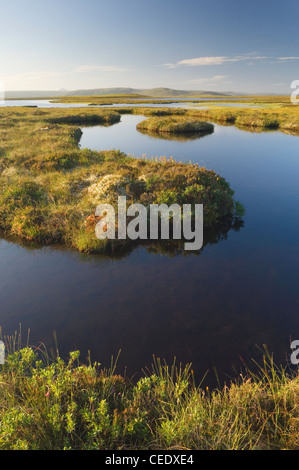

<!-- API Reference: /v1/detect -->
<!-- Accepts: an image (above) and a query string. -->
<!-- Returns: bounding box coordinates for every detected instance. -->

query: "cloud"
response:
[74,65,131,73]
[0,71,65,90]
[164,57,228,68]
[178,57,229,67]
[277,57,299,61]
[163,55,273,69]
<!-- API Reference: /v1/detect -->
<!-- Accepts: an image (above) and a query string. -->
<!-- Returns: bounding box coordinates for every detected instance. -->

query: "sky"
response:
[1,0,299,93]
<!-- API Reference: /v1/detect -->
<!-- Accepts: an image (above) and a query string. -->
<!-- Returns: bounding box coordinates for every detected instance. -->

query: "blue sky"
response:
[1,0,299,93]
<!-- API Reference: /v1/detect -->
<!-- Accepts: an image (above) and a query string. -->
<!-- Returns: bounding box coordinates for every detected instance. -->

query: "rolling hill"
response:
[5,87,238,100]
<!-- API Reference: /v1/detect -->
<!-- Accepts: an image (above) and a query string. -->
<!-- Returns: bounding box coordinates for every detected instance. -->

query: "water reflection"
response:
[0,214,244,262]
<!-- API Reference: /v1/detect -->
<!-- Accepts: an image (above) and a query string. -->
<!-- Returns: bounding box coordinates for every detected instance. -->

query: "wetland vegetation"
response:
[1,339,299,450]
[1,95,299,451]
[0,106,243,254]
[136,117,214,136]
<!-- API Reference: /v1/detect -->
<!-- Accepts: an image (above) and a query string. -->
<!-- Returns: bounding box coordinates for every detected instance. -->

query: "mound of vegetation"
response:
[0,344,298,450]
[53,95,299,133]
[137,117,214,135]
[188,105,299,132]
[0,107,243,254]
[46,112,120,126]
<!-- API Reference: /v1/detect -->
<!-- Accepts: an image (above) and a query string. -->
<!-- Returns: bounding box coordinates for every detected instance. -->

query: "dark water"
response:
[1,114,299,386]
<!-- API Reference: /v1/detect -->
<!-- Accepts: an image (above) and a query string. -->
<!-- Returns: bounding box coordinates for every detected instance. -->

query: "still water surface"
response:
[1,112,299,385]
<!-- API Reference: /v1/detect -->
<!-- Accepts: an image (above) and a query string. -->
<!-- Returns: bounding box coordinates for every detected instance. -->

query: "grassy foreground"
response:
[0,107,243,254]
[0,343,298,450]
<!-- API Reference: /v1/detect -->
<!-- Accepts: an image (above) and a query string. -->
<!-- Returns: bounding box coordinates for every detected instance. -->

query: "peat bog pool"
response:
[1,112,299,386]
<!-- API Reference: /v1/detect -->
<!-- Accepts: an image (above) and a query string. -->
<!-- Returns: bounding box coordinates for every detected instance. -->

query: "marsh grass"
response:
[0,334,298,450]
[136,117,214,136]
[55,94,299,133]
[0,107,242,253]
[188,104,299,132]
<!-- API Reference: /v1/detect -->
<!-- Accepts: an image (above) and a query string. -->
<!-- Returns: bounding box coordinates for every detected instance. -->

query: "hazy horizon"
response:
[2,87,290,97]
[1,0,299,94]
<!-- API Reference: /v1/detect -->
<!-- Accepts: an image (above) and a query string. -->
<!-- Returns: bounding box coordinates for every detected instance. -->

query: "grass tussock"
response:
[0,107,243,253]
[0,339,298,450]
[188,104,299,132]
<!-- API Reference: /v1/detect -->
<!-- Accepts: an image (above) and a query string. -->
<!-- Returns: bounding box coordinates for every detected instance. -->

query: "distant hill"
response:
[64,87,231,98]
[141,88,228,97]
[66,88,140,97]
[5,87,239,100]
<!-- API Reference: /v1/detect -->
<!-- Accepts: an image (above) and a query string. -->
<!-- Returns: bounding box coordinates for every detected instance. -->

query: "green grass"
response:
[3,97,297,256]
[50,93,299,133]
[0,107,243,254]
[0,337,298,450]
[85,94,299,133]
[129,101,299,133]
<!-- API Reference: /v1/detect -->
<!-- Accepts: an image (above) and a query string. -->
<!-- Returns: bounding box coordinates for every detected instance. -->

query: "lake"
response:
[0,111,299,386]
[0,99,259,109]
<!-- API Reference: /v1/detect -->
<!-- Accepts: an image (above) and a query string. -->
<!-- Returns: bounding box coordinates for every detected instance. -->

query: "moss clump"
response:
[46,112,120,126]
[0,107,242,253]
[137,117,214,135]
